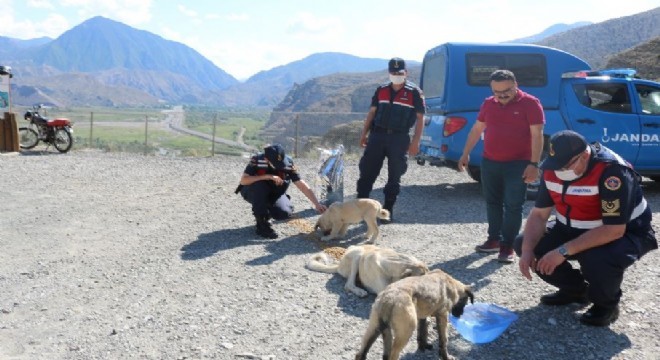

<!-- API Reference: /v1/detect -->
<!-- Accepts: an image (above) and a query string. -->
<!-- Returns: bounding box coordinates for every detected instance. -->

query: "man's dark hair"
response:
[490,69,516,82]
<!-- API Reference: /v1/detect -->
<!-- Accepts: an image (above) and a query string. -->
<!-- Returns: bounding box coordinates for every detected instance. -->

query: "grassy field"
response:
[40,106,269,157]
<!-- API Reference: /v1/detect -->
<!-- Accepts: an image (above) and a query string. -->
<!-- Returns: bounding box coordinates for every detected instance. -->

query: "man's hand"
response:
[457,154,469,172]
[270,175,284,186]
[518,250,537,281]
[315,203,327,214]
[522,165,539,184]
[359,133,368,148]
[536,249,565,276]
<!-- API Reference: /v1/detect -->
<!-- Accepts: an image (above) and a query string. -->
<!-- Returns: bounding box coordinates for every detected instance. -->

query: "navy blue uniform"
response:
[356,81,425,202]
[237,153,300,220]
[515,144,657,308]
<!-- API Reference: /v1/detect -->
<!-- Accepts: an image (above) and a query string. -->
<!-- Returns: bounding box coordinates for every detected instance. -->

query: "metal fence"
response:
[14,108,370,158]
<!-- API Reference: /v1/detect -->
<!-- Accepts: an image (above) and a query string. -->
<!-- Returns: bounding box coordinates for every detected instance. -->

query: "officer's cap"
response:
[388,57,406,73]
[264,144,292,170]
[541,130,588,170]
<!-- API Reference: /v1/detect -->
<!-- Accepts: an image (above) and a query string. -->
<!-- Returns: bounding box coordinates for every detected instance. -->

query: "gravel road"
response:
[1,149,658,360]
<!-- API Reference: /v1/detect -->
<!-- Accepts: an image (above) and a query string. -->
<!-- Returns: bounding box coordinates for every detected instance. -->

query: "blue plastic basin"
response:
[449,302,518,344]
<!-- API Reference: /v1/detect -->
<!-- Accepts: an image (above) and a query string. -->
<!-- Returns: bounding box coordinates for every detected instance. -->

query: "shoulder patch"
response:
[604,176,621,191]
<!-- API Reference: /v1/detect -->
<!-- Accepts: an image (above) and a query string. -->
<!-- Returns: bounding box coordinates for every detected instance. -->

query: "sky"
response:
[0,0,658,80]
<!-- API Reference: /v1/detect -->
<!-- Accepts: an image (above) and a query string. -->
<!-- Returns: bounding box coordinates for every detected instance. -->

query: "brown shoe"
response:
[497,245,515,263]
[475,238,500,253]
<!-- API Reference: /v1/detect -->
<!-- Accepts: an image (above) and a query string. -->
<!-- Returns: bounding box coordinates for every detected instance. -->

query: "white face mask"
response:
[389,74,405,85]
[555,169,581,181]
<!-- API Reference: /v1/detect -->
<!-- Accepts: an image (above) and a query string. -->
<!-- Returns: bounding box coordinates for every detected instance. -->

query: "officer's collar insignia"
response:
[549,143,555,156]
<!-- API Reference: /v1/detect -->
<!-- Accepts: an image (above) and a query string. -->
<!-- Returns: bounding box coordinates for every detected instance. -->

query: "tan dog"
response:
[355,269,474,360]
[306,244,428,297]
[315,199,390,244]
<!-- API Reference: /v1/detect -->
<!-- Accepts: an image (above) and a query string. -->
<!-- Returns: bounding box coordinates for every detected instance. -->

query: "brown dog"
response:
[355,269,474,360]
[315,199,390,244]
[306,244,428,297]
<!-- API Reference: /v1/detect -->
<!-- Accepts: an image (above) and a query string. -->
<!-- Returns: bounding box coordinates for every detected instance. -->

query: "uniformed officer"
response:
[515,130,657,326]
[356,57,425,222]
[236,144,326,239]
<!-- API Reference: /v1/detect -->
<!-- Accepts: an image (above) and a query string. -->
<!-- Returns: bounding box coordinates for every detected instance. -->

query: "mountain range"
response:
[1,7,659,108]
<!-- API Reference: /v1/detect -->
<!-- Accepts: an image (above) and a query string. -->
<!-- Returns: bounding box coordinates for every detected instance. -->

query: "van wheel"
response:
[467,166,481,182]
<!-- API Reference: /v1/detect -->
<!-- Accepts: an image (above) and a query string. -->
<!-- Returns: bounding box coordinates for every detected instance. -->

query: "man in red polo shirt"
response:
[458,69,545,263]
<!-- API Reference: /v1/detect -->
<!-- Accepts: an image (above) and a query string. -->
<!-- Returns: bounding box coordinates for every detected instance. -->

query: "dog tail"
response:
[378,208,391,220]
[305,251,340,273]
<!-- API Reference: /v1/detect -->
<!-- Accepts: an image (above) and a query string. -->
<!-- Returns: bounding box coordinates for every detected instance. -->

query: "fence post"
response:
[294,114,299,158]
[89,112,94,148]
[144,115,148,155]
[211,113,217,156]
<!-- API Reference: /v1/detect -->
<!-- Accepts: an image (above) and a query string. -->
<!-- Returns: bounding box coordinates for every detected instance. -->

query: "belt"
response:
[371,127,407,134]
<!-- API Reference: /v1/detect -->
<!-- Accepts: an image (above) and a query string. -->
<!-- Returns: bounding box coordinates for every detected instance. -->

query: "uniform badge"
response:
[604,176,621,191]
[601,199,620,216]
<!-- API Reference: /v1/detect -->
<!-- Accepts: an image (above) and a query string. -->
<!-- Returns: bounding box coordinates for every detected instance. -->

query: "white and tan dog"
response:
[314,198,390,244]
[355,269,474,360]
[306,244,428,297]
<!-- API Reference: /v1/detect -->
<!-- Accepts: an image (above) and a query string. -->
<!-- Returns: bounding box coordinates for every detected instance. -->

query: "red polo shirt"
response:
[477,89,545,162]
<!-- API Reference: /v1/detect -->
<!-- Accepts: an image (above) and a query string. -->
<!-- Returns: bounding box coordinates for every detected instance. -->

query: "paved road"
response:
[163,106,257,152]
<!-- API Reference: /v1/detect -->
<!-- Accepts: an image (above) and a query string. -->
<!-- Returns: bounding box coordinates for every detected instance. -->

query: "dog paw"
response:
[348,288,369,297]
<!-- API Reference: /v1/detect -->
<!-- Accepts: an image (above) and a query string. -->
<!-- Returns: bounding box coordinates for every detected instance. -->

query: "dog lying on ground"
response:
[315,198,390,244]
[355,269,474,360]
[306,244,428,297]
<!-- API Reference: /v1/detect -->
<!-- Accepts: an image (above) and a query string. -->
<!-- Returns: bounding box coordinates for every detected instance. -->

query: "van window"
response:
[573,83,632,113]
[466,54,547,87]
[635,84,660,115]
[421,55,447,98]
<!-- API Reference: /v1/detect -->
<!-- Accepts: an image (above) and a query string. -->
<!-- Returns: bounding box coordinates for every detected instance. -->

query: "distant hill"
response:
[507,22,591,43]
[213,53,419,107]
[605,36,660,81]
[536,7,660,69]
[261,67,421,147]
[5,16,238,105]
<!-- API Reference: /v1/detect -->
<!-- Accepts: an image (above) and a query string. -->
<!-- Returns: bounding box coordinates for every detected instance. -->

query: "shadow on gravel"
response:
[18,149,65,156]
[451,305,631,360]
[180,226,271,260]
[368,182,489,225]
[430,252,501,292]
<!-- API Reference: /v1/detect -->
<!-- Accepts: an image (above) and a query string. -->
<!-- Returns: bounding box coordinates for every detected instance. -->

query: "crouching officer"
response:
[356,57,425,222]
[236,144,326,239]
[515,130,657,326]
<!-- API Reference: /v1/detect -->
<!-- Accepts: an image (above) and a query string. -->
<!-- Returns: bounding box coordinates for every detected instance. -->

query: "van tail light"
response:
[443,117,467,137]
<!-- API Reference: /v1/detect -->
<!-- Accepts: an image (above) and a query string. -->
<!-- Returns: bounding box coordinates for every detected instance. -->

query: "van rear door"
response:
[563,81,642,165]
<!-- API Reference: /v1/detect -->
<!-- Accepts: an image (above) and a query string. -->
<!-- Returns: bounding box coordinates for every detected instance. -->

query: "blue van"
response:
[416,42,660,184]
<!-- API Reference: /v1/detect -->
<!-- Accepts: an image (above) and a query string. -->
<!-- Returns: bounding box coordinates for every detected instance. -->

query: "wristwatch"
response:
[529,161,539,167]
[557,244,569,257]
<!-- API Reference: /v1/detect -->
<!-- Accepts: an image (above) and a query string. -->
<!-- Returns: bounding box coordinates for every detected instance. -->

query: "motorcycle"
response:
[19,105,74,153]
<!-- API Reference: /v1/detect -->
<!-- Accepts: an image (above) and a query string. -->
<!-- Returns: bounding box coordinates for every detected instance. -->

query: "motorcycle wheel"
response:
[18,127,39,149]
[53,128,73,153]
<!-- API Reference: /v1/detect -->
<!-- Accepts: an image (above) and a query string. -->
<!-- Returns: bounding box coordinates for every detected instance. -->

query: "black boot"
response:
[381,199,395,224]
[255,216,278,239]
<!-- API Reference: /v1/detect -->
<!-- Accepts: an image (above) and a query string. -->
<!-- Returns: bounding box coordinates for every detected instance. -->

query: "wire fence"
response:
[13,108,370,158]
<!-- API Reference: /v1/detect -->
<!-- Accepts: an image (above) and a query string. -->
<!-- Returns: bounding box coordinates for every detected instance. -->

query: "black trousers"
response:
[514,221,656,308]
[240,181,293,220]
[356,131,410,201]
